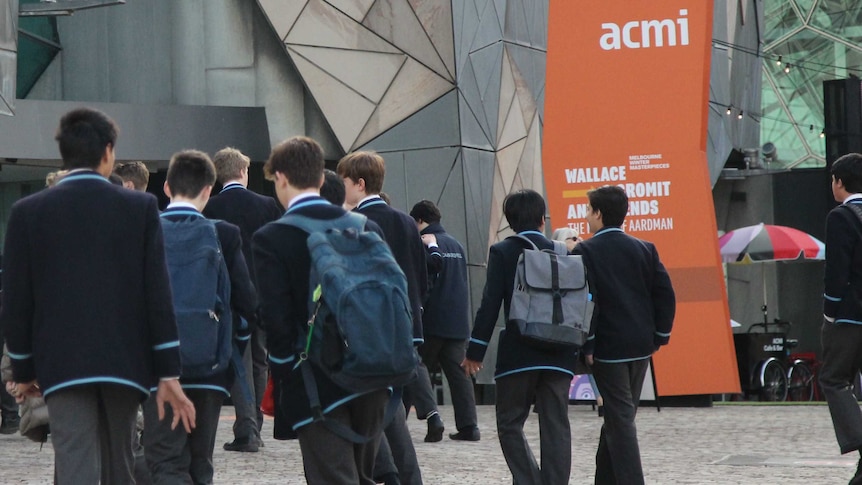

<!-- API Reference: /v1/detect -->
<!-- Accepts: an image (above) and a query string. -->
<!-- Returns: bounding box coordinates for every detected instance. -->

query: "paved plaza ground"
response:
[0,402,858,484]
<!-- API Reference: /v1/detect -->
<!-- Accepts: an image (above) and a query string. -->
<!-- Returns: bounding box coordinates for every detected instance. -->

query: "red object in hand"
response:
[260,374,275,417]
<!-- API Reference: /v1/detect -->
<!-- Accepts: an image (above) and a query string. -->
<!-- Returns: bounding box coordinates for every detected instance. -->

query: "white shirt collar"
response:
[287,192,319,209]
[358,195,383,206]
[166,201,198,210]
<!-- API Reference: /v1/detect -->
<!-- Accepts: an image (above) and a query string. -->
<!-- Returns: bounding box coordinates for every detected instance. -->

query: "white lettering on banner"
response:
[600,9,689,51]
[568,204,590,219]
[627,200,660,216]
[565,166,626,184]
[619,181,671,198]
[625,217,674,232]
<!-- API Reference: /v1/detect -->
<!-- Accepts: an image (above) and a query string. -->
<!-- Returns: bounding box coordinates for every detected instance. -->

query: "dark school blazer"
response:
[1,171,180,397]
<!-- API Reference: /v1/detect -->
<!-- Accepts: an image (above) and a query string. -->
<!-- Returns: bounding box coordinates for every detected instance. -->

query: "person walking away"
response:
[0,107,195,484]
[820,152,862,485]
[463,189,577,485]
[572,186,675,484]
[410,200,480,441]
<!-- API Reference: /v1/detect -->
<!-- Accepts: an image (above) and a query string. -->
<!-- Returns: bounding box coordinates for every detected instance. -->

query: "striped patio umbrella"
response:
[719,223,824,325]
[719,223,825,263]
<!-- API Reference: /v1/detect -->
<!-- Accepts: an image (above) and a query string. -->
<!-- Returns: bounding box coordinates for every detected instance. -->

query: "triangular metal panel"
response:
[408,0,456,80]
[362,90,460,152]
[470,43,503,148]
[286,0,399,54]
[507,48,539,126]
[497,82,527,148]
[504,0,531,45]
[290,45,406,104]
[363,0,453,82]
[353,58,454,150]
[289,50,376,152]
[527,0,548,49]
[497,48,517,144]
[518,113,543,192]
[459,58,492,141]
[506,44,546,111]
[462,148,497,262]
[436,152,469,250]
[459,92,493,150]
[452,0,473,76]
[324,0,375,22]
[378,152,409,210]
[258,0,307,41]
[471,0,503,53]
[497,137,526,193]
[494,0,507,33]
[404,147,461,206]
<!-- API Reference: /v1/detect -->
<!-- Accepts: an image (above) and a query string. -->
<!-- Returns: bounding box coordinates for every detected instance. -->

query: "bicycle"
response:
[733,320,817,402]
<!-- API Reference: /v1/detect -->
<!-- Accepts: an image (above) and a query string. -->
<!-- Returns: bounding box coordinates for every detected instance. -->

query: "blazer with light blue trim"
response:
[252,196,386,436]
[824,199,862,325]
[466,231,579,378]
[354,197,428,344]
[159,206,258,395]
[572,226,676,362]
[0,170,180,397]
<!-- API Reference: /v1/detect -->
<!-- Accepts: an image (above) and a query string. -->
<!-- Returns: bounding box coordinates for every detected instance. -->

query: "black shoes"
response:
[223,437,260,453]
[424,413,444,442]
[449,427,480,442]
[0,416,19,435]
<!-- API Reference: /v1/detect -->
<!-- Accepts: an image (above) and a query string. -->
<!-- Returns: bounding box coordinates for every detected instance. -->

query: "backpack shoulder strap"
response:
[276,211,367,234]
[507,234,540,251]
[843,202,862,228]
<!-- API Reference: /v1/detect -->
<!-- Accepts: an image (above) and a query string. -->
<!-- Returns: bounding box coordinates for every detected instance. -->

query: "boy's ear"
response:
[163,181,172,199]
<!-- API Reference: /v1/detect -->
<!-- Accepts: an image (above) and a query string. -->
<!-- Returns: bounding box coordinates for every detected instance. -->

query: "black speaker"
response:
[823,78,862,166]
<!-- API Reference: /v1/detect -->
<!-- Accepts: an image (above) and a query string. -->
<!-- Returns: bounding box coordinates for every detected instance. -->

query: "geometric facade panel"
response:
[354,58,453,149]
[363,0,452,82]
[257,0,306,41]
[288,49,376,151]
[326,0,375,22]
[408,0,456,79]
[266,0,457,153]
[0,0,17,116]
[761,0,862,168]
[289,45,405,104]
[362,89,460,152]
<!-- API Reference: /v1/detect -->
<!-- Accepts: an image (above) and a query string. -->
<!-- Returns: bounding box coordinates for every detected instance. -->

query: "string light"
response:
[776,55,782,66]
[708,100,826,134]
[784,63,791,74]
[726,106,733,115]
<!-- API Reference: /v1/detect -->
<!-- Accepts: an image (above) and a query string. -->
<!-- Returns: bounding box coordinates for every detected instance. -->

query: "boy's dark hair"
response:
[831,153,862,194]
[108,173,124,186]
[166,150,216,198]
[410,200,441,224]
[55,108,119,170]
[113,161,150,190]
[587,186,628,227]
[503,189,545,233]
[336,151,385,194]
[264,136,324,190]
[320,169,346,206]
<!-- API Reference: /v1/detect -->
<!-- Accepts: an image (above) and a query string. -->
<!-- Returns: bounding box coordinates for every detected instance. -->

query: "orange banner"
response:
[544,1,739,395]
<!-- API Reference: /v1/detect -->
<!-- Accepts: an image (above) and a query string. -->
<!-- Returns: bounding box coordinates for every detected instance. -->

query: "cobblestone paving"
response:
[0,403,857,484]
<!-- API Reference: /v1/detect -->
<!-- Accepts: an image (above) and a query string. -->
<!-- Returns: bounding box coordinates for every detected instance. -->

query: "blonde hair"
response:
[45,170,69,188]
[551,227,579,242]
[212,147,250,185]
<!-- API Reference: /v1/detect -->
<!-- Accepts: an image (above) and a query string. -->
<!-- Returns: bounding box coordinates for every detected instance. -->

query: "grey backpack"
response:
[508,235,593,349]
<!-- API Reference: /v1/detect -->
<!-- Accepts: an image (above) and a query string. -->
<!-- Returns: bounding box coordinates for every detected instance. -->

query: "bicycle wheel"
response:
[787,360,815,401]
[759,358,788,402]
